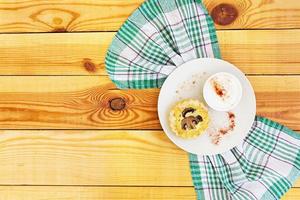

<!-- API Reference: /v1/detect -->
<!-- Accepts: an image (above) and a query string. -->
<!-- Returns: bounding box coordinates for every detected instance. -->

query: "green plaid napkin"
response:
[105,0,300,199]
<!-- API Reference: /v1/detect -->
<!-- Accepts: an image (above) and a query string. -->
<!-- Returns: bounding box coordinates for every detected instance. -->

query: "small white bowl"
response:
[203,72,242,111]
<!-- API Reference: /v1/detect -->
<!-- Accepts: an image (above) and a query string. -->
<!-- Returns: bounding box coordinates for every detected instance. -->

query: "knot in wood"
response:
[211,3,238,26]
[52,27,67,32]
[109,98,126,111]
[53,17,63,25]
[83,58,97,73]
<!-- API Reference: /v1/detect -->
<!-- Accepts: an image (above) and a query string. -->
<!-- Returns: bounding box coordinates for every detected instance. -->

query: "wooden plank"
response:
[0,186,197,200]
[0,186,299,199]
[282,188,300,200]
[0,76,160,129]
[0,0,144,33]
[0,32,112,75]
[0,30,300,75]
[0,130,298,187]
[0,130,191,185]
[0,186,299,200]
[0,0,299,33]
[294,179,300,188]
[0,76,299,130]
[205,0,300,30]
[218,30,300,74]
[1,30,300,76]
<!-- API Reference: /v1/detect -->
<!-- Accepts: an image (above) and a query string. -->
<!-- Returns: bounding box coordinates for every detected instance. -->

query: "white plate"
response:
[158,58,256,155]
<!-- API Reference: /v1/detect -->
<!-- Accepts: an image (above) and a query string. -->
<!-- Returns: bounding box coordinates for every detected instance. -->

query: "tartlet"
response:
[169,99,210,138]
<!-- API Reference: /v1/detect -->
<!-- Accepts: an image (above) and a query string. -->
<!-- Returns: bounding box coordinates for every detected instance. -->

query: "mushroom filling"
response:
[181,107,203,130]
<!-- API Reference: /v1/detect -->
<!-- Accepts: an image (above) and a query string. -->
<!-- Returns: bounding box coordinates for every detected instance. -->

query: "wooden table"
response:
[0,0,299,199]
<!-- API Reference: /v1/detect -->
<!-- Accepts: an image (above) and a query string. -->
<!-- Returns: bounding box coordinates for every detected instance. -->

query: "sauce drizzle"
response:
[209,112,236,145]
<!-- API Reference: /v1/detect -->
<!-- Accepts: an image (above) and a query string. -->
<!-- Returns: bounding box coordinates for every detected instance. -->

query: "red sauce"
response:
[219,112,236,135]
[212,80,226,98]
[219,128,228,135]
[228,112,235,119]
[209,112,236,145]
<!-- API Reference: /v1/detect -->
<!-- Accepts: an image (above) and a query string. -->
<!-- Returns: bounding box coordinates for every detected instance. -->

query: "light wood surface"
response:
[0,0,299,32]
[0,130,190,186]
[0,76,298,130]
[205,0,300,29]
[0,0,299,199]
[0,186,298,200]
[0,30,299,75]
[0,129,298,188]
[0,186,197,199]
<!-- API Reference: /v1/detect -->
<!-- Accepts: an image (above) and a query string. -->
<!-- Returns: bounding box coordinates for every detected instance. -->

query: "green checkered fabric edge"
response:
[190,116,300,200]
[106,0,220,89]
[105,0,300,199]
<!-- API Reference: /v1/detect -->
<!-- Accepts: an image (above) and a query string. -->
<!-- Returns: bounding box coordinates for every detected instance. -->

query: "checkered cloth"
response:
[190,117,300,199]
[106,0,219,89]
[105,0,300,199]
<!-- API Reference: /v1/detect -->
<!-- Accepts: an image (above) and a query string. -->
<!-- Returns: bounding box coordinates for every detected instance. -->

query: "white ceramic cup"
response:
[203,72,243,111]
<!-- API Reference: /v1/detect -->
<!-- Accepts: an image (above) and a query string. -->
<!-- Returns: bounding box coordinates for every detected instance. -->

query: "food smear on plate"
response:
[208,112,236,145]
[203,72,242,111]
[212,78,227,98]
[176,72,208,92]
[169,99,210,139]
[174,72,209,101]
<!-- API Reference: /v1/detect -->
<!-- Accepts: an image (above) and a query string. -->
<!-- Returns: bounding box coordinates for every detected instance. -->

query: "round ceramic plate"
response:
[158,58,256,155]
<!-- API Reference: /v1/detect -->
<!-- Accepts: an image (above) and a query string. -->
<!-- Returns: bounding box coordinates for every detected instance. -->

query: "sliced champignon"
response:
[196,115,203,122]
[181,115,203,130]
[182,107,195,117]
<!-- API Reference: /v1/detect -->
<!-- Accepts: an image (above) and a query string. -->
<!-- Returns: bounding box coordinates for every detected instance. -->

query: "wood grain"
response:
[218,30,300,74]
[0,1,299,199]
[0,0,144,32]
[0,30,300,75]
[205,0,300,29]
[0,186,299,200]
[0,130,298,187]
[281,188,300,200]
[0,186,198,199]
[0,0,299,33]
[0,32,112,75]
[0,76,159,129]
[0,76,299,130]
[0,130,191,185]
